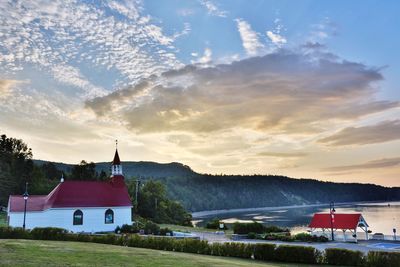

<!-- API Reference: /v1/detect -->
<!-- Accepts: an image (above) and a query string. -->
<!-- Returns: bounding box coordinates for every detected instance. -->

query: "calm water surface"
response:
[195,202,400,235]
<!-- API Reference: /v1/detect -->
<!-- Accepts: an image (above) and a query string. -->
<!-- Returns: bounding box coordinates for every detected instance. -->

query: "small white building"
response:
[7,148,133,233]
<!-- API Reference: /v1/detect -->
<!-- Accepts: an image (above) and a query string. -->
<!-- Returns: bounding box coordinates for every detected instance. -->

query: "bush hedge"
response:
[293,232,329,242]
[2,226,400,266]
[365,251,400,267]
[30,227,68,240]
[253,243,276,261]
[274,245,319,264]
[233,222,265,234]
[325,248,364,266]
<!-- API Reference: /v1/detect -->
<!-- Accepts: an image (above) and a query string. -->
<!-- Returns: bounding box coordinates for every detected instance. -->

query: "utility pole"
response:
[134,179,141,212]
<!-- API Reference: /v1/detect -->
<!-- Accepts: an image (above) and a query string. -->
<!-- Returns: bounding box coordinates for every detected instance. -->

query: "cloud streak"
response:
[258,152,307,158]
[323,157,400,172]
[319,120,400,146]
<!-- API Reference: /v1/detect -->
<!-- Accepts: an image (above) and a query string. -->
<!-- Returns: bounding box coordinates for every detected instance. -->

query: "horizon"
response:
[1,0,399,187]
[32,156,399,188]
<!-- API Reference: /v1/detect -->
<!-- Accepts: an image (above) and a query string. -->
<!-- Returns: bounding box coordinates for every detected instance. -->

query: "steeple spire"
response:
[111,140,122,176]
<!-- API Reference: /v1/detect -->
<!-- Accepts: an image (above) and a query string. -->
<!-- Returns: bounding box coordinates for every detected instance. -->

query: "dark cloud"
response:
[323,157,400,172]
[85,49,396,135]
[318,120,400,146]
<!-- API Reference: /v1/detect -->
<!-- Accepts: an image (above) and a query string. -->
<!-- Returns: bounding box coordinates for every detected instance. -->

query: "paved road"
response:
[192,232,400,253]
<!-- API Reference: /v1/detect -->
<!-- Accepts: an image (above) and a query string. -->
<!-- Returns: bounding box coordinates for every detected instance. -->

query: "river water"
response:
[194,202,400,236]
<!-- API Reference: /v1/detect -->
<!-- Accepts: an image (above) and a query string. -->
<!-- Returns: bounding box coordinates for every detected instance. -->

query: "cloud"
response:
[318,120,400,146]
[177,8,195,17]
[199,0,228,17]
[191,48,212,65]
[236,19,264,56]
[309,17,338,42]
[0,0,184,97]
[266,31,287,46]
[323,157,400,172]
[0,79,25,98]
[266,18,287,47]
[258,152,307,158]
[86,49,395,137]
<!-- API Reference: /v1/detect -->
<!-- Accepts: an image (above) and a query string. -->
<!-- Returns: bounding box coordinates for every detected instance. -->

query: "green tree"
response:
[41,162,63,180]
[98,170,108,181]
[0,134,35,205]
[70,160,97,180]
[129,179,192,226]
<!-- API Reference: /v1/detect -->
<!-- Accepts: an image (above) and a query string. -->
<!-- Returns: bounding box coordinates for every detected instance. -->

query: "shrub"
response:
[294,232,328,242]
[71,233,92,242]
[119,224,139,234]
[253,243,276,261]
[159,227,173,236]
[366,251,400,267]
[206,219,228,230]
[247,232,257,239]
[316,235,329,242]
[275,245,318,264]
[325,248,364,266]
[205,219,220,229]
[181,239,209,254]
[143,220,160,235]
[30,227,68,241]
[264,225,288,233]
[233,222,264,234]
[0,227,30,239]
[221,243,253,258]
[264,233,292,242]
[154,237,175,251]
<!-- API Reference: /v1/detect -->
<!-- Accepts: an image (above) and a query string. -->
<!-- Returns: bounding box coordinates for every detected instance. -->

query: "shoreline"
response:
[191,200,391,218]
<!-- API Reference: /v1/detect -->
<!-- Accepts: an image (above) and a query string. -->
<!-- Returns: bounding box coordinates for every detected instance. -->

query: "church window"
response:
[73,210,83,225]
[105,209,114,224]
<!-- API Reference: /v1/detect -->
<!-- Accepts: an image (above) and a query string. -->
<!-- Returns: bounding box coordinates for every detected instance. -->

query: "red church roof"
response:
[309,213,367,230]
[9,179,132,212]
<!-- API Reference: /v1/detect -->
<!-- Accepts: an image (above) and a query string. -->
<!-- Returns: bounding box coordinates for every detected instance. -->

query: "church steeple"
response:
[111,140,123,176]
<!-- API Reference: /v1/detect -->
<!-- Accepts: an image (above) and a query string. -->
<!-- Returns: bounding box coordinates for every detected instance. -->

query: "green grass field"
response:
[0,211,6,227]
[0,239,324,267]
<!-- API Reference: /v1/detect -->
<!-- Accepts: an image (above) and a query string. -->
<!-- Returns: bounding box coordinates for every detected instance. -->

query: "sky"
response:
[0,0,399,186]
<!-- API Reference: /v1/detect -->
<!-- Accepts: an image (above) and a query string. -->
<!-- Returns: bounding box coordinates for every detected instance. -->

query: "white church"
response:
[7,148,133,233]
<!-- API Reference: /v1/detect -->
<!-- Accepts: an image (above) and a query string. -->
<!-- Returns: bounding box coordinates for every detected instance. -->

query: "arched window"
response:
[73,210,83,225]
[105,209,114,224]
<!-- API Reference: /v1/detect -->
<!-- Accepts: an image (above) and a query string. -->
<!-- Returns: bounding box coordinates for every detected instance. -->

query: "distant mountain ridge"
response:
[33,160,400,212]
[33,160,197,179]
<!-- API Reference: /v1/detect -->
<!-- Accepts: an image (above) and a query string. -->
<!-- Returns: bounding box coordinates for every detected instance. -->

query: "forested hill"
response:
[33,160,197,179]
[33,160,400,212]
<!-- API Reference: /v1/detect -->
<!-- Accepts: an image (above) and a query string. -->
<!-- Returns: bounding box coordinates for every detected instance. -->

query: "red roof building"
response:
[7,147,133,232]
[9,180,131,212]
[309,213,369,242]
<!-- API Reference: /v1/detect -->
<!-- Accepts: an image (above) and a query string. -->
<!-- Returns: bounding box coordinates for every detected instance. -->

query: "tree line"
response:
[0,134,111,206]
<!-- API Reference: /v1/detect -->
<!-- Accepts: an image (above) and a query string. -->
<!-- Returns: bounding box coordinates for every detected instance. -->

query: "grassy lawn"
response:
[159,223,233,234]
[0,211,6,227]
[0,239,323,267]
